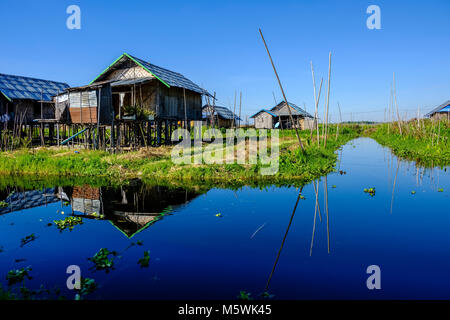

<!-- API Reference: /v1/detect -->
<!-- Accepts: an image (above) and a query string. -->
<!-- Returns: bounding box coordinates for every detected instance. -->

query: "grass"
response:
[0,125,362,188]
[369,119,450,166]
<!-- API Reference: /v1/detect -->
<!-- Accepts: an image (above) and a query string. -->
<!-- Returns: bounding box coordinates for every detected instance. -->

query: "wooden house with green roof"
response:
[55,53,210,148]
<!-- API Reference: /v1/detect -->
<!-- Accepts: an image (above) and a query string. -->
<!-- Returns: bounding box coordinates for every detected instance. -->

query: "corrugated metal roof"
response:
[425,100,450,117]
[0,188,59,215]
[202,105,241,121]
[250,109,277,118]
[91,53,210,96]
[0,73,69,102]
[110,77,153,87]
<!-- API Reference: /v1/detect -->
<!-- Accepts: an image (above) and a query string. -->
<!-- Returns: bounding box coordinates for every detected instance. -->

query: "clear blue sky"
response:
[0,0,449,122]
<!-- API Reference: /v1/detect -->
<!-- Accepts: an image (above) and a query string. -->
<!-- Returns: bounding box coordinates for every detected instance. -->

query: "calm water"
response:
[0,138,448,299]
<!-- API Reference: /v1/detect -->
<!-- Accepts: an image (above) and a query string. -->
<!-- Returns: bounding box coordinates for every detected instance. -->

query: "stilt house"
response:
[251,101,314,129]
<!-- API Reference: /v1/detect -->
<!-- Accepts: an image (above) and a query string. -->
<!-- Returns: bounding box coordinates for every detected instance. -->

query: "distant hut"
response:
[55,53,210,147]
[251,101,314,129]
[202,104,241,128]
[0,73,69,125]
[425,100,450,121]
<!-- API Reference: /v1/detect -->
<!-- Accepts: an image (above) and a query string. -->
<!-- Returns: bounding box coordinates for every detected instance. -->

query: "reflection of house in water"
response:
[0,182,203,237]
[68,182,202,237]
[0,188,61,215]
[72,186,101,215]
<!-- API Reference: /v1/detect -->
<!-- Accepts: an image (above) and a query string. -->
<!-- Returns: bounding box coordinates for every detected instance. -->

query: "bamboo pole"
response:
[232,90,237,129]
[324,52,332,147]
[183,88,187,129]
[238,91,242,128]
[324,176,330,253]
[259,28,304,151]
[393,72,402,135]
[335,102,342,141]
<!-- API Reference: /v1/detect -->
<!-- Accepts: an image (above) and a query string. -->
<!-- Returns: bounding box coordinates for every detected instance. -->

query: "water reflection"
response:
[0,180,204,237]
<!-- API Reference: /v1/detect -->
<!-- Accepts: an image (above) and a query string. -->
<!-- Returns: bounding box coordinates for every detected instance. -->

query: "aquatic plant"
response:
[53,216,83,232]
[89,248,117,272]
[138,251,150,268]
[89,212,105,219]
[363,187,376,196]
[74,277,98,300]
[6,267,32,286]
[20,234,37,247]
[260,291,275,299]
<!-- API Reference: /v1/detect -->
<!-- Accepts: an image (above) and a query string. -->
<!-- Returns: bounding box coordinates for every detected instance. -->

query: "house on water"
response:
[202,104,241,128]
[54,53,210,147]
[251,101,314,129]
[425,100,450,121]
[0,73,69,125]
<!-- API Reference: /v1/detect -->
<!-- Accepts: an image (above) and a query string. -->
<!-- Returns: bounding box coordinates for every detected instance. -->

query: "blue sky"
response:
[0,0,449,122]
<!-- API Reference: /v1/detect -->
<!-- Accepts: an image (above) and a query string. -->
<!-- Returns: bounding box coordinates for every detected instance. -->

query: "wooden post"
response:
[40,90,44,146]
[183,88,188,129]
[96,87,102,149]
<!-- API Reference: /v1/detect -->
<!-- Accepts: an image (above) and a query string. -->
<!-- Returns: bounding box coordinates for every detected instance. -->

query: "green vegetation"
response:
[137,251,150,268]
[363,187,376,196]
[370,120,450,166]
[6,267,32,286]
[75,278,98,300]
[237,291,252,300]
[54,217,84,232]
[0,125,362,188]
[20,234,37,247]
[89,248,117,272]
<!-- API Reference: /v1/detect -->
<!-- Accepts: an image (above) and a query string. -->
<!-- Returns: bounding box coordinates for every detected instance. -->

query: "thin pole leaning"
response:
[232,90,237,129]
[314,78,323,146]
[259,28,304,152]
[238,91,242,128]
[324,52,332,147]
[310,61,317,142]
[393,72,402,135]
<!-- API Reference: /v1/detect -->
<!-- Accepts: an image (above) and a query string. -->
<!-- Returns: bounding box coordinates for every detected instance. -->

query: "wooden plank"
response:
[69,107,98,124]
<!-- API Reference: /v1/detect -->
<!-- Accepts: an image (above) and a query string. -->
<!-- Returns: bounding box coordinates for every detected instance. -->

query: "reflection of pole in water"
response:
[264,187,303,292]
[310,179,321,256]
[390,159,400,214]
[324,176,330,253]
[312,180,322,222]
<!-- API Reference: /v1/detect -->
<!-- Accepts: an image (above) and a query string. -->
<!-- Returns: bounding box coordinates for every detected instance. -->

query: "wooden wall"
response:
[254,112,274,129]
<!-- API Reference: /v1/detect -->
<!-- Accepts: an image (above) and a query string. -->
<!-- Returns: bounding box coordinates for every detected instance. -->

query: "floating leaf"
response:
[138,251,150,268]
